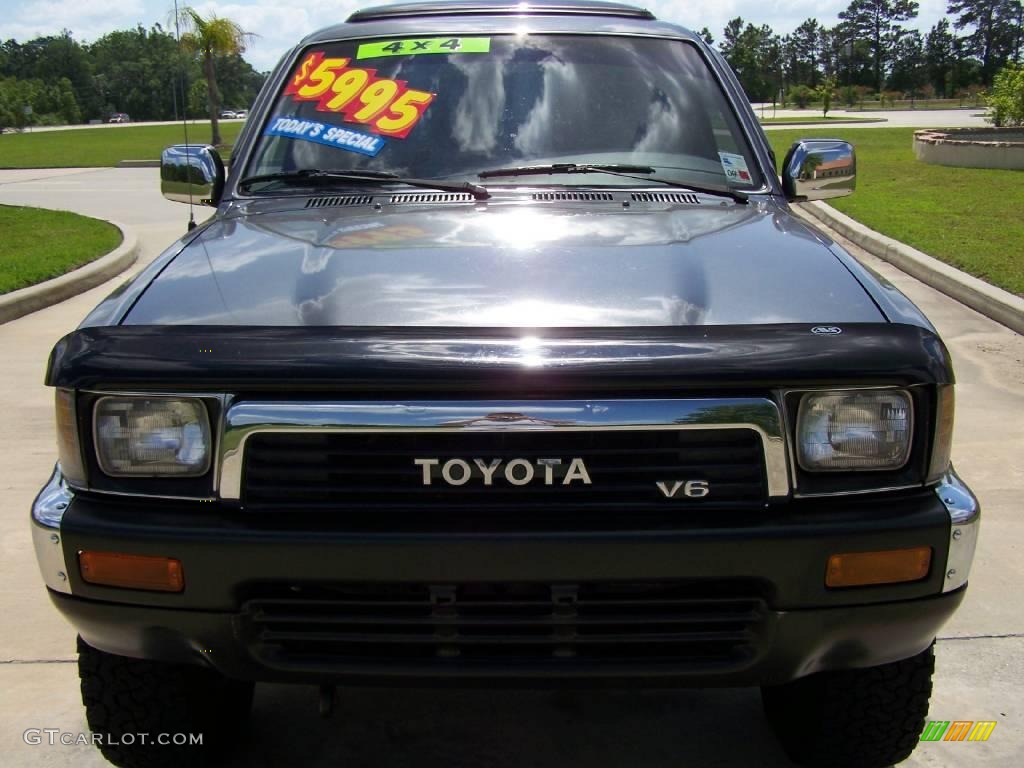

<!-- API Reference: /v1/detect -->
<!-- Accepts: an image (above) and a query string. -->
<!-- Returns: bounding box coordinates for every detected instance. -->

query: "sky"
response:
[0,0,955,72]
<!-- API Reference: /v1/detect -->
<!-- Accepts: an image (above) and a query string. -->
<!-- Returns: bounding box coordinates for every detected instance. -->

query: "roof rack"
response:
[348,1,655,23]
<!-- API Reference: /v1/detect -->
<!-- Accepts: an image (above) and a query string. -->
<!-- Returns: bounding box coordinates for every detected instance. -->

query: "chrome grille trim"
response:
[218,399,790,500]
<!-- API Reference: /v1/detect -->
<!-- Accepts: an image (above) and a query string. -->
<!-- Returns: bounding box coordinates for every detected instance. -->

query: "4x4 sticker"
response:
[718,151,752,183]
[264,116,386,157]
[357,37,491,59]
[286,51,434,138]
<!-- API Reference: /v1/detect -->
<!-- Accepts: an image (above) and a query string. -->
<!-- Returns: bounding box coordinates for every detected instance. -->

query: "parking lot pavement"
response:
[0,169,1020,766]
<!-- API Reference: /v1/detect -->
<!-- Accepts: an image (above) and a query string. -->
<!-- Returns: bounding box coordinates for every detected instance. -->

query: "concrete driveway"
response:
[0,168,1020,767]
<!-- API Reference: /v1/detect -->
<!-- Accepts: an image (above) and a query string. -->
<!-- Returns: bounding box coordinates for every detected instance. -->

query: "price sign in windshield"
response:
[285,51,435,138]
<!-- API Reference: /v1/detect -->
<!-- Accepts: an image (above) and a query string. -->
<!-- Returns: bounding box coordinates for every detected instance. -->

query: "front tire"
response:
[77,637,253,768]
[762,644,935,768]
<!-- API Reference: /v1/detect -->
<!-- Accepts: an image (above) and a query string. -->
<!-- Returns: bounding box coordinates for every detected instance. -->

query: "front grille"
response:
[241,428,767,526]
[242,581,768,671]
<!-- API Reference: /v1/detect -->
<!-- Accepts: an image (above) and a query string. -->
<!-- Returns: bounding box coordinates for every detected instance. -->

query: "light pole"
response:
[844,40,854,109]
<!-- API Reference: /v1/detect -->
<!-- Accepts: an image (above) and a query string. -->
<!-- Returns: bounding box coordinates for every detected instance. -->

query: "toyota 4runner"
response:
[32,2,979,767]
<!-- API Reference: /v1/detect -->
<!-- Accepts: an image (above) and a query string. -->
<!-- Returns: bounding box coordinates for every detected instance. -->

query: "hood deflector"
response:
[47,324,951,393]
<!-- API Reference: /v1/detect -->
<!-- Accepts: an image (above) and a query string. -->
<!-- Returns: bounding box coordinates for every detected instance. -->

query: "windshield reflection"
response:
[249,35,760,190]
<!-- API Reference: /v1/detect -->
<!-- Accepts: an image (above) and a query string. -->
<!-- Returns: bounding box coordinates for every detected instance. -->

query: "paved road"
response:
[0,169,1020,766]
[2,118,247,134]
[754,107,989,128]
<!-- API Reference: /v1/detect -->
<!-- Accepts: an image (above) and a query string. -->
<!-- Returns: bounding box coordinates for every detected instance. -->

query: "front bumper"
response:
[33,468,978,687]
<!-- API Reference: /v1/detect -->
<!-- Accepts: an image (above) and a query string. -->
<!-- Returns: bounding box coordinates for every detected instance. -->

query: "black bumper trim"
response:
[53,587,964,687]
[50,486,963,686]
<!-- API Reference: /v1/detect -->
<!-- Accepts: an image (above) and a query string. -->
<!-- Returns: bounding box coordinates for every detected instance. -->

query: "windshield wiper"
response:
[477,163,748,203]
[479,163,655,179]
[238,169,490,200]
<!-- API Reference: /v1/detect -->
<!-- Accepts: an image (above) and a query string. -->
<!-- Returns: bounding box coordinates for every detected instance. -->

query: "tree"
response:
[947,0,1024,83]
[791,19,823,86]
[818,26,842,79]
[890,30,928,97]
[187,78,208,118]
[1015,2,1024,63]
[698,27,714,45]
[925,20,956,96]
[839,0,919,93]
[718,18,781,101]
[719,17,746,63]
[88,26,186,122]
[209,51,266,112]
[174,6,255,145]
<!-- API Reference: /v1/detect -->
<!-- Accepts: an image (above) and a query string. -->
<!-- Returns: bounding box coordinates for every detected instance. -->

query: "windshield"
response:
[246,34,762,190]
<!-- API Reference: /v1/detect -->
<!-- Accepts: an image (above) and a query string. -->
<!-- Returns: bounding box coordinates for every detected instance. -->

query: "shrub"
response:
[817,77,838,117]
[881,91,902,108]
[986,65,1024,127]
[790,85,814,109]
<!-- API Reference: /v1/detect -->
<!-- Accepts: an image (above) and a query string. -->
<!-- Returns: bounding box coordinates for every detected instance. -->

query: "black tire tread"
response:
[77,636,252,768]
[762,644,935,768]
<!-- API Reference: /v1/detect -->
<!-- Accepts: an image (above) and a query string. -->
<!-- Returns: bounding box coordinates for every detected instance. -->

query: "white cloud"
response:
[3,0,146,45]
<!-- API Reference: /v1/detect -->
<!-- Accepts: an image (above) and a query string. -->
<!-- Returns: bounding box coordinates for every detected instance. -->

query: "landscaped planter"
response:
[913,127,1024,170]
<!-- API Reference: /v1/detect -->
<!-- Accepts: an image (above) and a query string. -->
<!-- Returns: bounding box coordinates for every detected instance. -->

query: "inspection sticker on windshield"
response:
[264,116,386,157]
[718,152,752,183]
[357,38,491,59]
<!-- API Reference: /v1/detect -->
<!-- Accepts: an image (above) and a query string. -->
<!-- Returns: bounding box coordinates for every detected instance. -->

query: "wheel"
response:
[761,644,935,768]
[77,636,253,768]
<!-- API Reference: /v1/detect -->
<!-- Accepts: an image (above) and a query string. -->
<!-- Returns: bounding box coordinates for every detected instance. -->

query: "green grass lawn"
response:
[767,127,1024,296]
[0,205,122,293]
[0,122,243,168]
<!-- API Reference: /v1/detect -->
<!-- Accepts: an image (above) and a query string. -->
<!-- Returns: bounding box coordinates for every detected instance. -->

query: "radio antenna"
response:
[173,0,196,231]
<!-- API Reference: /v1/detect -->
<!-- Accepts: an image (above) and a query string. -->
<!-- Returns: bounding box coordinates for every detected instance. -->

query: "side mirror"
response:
[161,144,225,207]
[781,139,856,202]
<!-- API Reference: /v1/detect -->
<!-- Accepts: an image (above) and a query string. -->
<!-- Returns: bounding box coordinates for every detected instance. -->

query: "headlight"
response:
[94,397,211,477]
[797,390,912,471]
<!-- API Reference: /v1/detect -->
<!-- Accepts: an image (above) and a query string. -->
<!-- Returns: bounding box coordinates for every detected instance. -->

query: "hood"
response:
[123,197,884,327]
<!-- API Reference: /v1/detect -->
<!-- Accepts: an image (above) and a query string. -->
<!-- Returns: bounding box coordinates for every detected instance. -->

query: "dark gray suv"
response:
[33,2,978,767]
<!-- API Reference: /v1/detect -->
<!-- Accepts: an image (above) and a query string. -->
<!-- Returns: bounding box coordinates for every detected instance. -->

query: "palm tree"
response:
[175,6,255,146]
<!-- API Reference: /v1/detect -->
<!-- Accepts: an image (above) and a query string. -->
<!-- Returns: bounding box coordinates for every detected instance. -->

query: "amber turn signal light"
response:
[826,547,931,588]
[79,551,184,592]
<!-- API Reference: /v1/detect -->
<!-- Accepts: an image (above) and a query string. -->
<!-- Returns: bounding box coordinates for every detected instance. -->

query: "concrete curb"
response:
[0,221,139,325]
[797,201,1024,336]
[116,160,160,168]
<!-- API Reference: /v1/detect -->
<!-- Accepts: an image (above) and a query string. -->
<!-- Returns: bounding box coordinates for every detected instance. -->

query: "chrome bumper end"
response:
[31,465,73,595]
[936,469,979,593]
